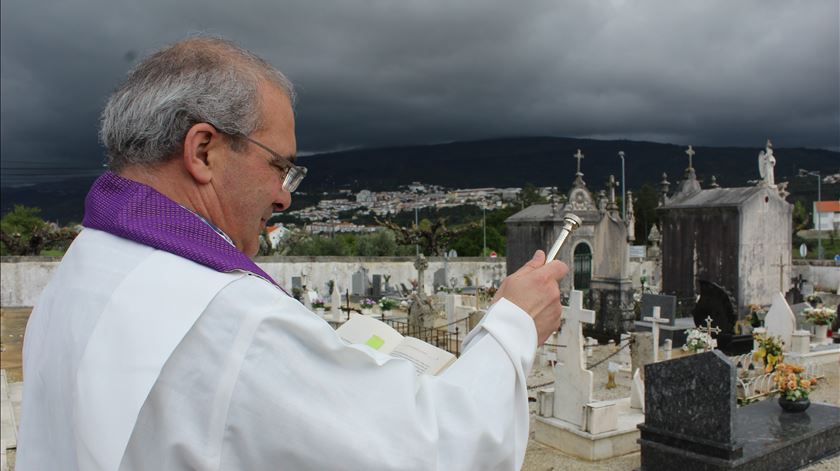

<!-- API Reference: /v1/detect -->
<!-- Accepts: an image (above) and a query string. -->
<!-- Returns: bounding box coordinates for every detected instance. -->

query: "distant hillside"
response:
[3,136,838,223]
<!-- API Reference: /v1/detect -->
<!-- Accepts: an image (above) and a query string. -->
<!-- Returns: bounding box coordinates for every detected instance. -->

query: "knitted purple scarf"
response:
[83,171,282,289]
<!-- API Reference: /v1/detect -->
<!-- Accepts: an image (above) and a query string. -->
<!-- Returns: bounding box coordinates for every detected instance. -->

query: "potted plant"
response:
[360,298,376,315]
[753,333,784,373]
[378,297,398,315]
[772,362,817,412]
[804,305,836,342]
[312,298,326,316]
[682,328,716,353]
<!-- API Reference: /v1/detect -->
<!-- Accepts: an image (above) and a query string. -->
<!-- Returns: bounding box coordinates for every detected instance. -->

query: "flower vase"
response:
[362,308,372,315]
[813,324,828,343]
[316,308,325,316]
[778,396,810,413]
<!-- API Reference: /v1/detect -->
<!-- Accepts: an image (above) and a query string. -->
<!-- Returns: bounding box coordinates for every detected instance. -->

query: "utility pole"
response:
[619,151,626,220]
[482,205,487,256]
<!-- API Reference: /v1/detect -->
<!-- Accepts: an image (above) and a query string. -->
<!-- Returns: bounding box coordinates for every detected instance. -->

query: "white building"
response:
[814,200,840,231]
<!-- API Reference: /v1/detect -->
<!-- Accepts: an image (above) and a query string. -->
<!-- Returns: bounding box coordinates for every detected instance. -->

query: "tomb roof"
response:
[660,186,774,210]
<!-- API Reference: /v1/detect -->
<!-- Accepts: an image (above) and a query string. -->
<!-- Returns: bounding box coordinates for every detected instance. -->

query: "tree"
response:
[375,216,479,256]
[518,183,546,208]
[792,200,810,234]
[0,205,77,256]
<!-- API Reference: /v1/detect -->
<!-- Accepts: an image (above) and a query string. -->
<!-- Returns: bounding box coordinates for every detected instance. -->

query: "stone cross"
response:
[643,306,669,361]
[552,290,596,427]
[698,316,722,352]
[574,149,585,175]
[685,145,695,169]
[414,254,429,297]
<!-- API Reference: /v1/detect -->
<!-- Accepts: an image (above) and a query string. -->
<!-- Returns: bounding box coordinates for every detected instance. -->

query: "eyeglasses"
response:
[240,135,307,193]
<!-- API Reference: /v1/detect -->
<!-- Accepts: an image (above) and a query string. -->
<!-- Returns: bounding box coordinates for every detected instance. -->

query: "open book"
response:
[336,313,456,376]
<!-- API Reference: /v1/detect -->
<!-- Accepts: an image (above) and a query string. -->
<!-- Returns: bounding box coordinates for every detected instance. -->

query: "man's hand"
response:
[493,250,569,346]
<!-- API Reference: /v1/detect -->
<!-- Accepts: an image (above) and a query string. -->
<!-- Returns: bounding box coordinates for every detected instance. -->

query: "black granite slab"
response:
[639,350,840,470]
[640,400,840,470]
[644,351,736,447]
[641,293,678,325]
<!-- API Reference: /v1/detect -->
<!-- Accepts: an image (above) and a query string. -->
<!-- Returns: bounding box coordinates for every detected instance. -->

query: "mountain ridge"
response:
[3,136,837,223]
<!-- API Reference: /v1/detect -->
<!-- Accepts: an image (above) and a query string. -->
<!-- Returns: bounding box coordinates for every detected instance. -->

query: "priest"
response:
[16,37,569,471]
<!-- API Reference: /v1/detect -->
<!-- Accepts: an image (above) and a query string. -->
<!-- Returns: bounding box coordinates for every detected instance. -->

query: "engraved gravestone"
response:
[291,276,302,291]
[352,270,369,297]
[371,274,382,299]
[641,294,677,325]
[433,268,447,292]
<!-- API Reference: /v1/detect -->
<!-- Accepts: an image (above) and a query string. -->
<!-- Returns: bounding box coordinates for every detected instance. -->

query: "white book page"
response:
[391,337,456,376]
[336,313,404,354]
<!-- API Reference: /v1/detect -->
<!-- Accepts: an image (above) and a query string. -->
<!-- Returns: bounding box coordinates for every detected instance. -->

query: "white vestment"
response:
[17,229,536,470]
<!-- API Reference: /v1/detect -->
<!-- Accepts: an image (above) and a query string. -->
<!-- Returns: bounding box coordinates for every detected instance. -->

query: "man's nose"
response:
[273,189,292,212]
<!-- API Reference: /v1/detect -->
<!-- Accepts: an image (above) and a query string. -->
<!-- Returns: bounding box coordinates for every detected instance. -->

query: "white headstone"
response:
[630,368,645,411]
[445,294,461,333]
[586,337,597,358]
[643,306,669,362]
[764,292,796,351]
[331,282,343,321]
[552,290,596,428]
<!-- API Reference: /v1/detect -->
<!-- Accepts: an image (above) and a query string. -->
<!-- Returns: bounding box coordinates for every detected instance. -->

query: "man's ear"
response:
[182,123,222,184]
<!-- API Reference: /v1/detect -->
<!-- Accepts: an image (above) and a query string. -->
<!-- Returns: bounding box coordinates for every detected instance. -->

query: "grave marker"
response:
[552,290,596,427]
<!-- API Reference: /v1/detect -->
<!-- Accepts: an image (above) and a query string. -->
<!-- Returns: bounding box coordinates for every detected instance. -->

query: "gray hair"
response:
[100,37,295,171]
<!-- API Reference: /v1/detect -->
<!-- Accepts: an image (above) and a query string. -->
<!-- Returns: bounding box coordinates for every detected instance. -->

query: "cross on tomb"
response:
[574,149,585,175]
[697,316,722,352]
[771,254,787,292]
[685,145,695,170]
[607,175,618,206]
[552,290,597,427]
[558,290,596,369]
[643,306,669,361]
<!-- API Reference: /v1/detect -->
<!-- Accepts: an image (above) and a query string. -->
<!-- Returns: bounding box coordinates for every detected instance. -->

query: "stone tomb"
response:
[633,294,694,348]
[534,290,644,461]
[638,351,840,470]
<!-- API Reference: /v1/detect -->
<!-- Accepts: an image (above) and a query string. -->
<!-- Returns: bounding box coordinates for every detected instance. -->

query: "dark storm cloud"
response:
[2,0,838,185]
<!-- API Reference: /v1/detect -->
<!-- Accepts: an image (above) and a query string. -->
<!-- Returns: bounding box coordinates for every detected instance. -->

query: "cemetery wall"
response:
[792,261,840,293]
[3,256,834,308]
[0,256,507,307]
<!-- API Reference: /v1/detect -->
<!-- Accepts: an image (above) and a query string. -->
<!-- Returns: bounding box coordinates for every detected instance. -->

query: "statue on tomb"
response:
[758,139,776,187]
[408,254,436,336]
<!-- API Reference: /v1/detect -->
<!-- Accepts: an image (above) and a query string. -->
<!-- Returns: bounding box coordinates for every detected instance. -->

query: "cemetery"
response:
[2,145,839,470]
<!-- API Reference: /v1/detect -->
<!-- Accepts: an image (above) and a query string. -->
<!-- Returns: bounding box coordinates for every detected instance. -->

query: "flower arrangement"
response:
[753,333,784,372]
[360,298,376,309]
[378,297,398,312]
[803,305,837,326]
[312,298,325,309]
[772,363,817,401]
[746,304,766,328]
[683,328,717,353]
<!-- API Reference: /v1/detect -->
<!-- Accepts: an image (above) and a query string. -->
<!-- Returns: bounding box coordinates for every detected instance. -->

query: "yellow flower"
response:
[787,380,797,390]
[800,380,811,389]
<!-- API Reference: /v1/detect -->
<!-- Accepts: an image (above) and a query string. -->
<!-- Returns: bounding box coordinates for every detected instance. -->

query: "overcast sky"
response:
[1,0,838,186]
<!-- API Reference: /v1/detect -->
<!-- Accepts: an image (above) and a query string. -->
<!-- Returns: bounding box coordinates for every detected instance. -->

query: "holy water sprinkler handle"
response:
[545,213,582,264]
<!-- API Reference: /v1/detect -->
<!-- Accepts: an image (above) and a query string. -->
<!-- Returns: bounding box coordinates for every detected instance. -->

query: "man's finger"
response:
[512,250,546,276]
[540,260,570,281]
